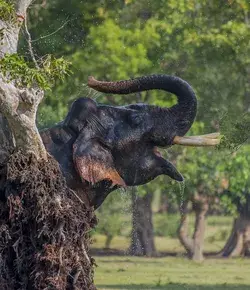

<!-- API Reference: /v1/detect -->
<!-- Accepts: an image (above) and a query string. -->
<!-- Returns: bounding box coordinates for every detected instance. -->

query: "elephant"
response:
[0,74,220,209]
[41,74,199,209]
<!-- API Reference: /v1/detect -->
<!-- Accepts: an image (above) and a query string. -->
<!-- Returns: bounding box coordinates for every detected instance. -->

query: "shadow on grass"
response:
[96,283,250,290]
[97,259,174,264]
[90,248,184,257]
[91,248,220,258]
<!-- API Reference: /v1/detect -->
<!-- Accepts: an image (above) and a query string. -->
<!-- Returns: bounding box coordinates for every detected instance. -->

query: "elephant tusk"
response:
[183,133,220,139]
[173,133,221,146]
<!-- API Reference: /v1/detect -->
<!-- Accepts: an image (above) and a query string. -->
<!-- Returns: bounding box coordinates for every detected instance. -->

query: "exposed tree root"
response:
[0,152,97,290]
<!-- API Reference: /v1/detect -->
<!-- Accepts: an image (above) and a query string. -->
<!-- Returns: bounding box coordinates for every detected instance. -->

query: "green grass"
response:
[93,215,242,289]
[94,256,250,290]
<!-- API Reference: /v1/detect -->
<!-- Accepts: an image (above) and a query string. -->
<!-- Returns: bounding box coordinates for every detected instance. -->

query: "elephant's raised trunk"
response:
[88,74,197,139]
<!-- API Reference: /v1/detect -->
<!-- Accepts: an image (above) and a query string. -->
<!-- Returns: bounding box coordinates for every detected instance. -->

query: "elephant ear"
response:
[73,131,125,187]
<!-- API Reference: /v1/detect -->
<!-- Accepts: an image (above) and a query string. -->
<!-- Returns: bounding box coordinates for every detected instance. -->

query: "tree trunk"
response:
[192,198,209,261]
[0,115,14,165]
[158,194,168,213]
[218,217,250,257]
[105,234,113,249]
[218,195,250,257]
[178,201,194,256]
[178,195,209,261]
[129,188,156,256]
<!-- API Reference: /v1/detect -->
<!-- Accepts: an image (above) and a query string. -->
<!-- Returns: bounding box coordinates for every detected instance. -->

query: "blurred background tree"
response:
[218,145,250,257]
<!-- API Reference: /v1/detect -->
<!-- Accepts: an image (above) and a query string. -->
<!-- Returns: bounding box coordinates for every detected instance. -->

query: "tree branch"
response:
[24,16,39,68]
[32,18,70,43]
[15,0,33,17]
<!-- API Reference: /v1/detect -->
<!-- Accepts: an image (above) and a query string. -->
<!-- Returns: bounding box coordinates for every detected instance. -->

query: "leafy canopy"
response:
[0,54,71,90]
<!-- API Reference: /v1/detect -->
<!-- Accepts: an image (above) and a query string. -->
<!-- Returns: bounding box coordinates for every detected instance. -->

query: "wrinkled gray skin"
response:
[0,75,197,209]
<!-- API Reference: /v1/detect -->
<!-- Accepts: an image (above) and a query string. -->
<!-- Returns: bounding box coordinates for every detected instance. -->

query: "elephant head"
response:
[41,74,219,209]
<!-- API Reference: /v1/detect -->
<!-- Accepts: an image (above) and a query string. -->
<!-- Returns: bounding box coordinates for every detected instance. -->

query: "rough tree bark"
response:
[128,188,156,256]
[0,0,26,58]
[178,194,209,261]
[0,0,47,159]
[0,115,14,165]
[0,1,96,289]
[218,194,250,257]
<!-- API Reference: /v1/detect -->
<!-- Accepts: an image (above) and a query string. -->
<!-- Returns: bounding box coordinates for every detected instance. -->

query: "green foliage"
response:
[165,146,225,207]
[68,17,161,109]
[30,0,250,135]
[0,0,15,22]
[218,113,250,151]
[0,54,71,90]
[38,102,68,129]
[167,144,250,217]
[219,145,250,215]
[153,213,179,238]
[95,255,250,289]
[207,229,230,244]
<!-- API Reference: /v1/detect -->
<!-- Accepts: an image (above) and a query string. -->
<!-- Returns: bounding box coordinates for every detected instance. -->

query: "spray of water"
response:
[178,179,186,216]
[118,187,131,225]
